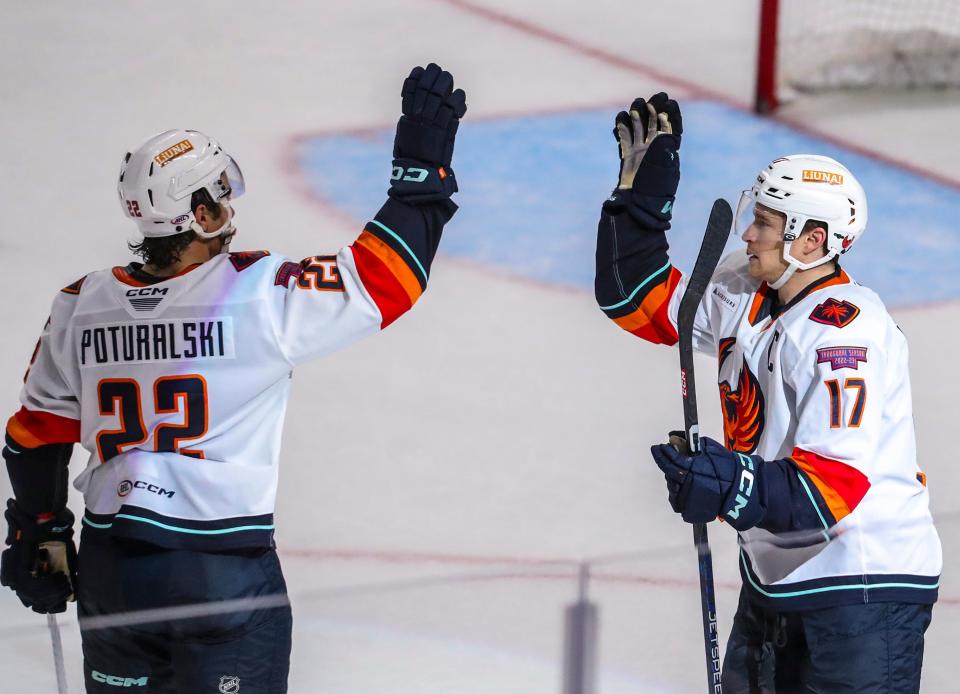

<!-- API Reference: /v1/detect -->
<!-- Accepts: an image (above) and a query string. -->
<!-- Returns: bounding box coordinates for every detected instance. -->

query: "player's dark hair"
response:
[128,190,224,269]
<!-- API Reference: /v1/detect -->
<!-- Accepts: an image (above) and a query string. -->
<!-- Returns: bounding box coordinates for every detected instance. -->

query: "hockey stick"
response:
[47,613,69,694]
[676,198,733,694]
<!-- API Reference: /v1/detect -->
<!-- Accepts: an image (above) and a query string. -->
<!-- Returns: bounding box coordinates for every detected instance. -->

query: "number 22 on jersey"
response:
[96,374,208,462]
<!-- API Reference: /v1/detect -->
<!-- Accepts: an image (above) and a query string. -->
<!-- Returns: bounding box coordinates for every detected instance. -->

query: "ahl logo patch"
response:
[809,298,860,328]
[816,346,868,371]
[219,675,240,693]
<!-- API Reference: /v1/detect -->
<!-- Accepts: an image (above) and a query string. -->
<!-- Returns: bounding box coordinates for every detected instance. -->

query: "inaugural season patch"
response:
[809,298,860,328]
[816,346,868,371]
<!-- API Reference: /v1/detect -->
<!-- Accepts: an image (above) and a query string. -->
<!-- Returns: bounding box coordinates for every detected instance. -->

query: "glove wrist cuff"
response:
[602,189,675,231]
[389,158,458,203]
[720,453,765,531]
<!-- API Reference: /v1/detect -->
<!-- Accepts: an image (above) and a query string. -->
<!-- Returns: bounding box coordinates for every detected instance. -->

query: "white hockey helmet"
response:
[735,154,867,289]
[117,129,245,239]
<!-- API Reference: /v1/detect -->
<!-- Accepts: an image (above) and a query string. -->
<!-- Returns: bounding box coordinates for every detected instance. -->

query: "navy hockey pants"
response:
[722,589,932,693]
[77,537,292,693]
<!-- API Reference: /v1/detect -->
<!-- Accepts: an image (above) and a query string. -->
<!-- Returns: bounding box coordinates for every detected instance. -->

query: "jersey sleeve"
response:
[6,294,82,451]
[775,327,878,529]
[4,290,80,516]
[595,207,729,355]
[273,197,455,366]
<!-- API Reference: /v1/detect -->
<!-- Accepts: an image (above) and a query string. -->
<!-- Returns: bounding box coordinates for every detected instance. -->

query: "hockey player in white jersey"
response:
[1,63,467,693]
[595,95,940,692]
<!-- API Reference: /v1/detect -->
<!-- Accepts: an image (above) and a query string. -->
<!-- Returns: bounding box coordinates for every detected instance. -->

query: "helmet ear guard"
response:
[738,155,867,288]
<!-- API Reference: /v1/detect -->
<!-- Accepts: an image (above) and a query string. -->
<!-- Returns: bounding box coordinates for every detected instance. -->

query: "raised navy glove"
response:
[390,63,467,203]
[605,92,682,230]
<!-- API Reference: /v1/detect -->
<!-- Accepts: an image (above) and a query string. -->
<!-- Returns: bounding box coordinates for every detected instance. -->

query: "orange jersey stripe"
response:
[354,231,423,305]
[612,267,681,345]
[816,270,851,292]
[747,283,773,325]
[350,245,413,329]
[112,266,149,287]
[6,407,80,449]
[791,447,870,524]
[111,263,202,287]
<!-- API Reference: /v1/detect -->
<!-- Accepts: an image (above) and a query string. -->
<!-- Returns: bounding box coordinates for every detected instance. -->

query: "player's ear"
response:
[802,224,828,254]
[194,203,216,233]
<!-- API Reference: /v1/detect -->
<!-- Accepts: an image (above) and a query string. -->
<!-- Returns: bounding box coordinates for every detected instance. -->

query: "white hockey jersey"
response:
[606,250,941,609]
[7,206,444,550]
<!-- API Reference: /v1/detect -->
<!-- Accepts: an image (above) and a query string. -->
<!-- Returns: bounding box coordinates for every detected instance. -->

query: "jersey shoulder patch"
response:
[809,297,860,328]
[274,261,302,288]
[60,275,88,295]
[228,250,270,272]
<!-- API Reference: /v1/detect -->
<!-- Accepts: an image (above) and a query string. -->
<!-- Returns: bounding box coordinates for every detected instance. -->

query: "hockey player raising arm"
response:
[1,63,466,693]
[595,95,941,692]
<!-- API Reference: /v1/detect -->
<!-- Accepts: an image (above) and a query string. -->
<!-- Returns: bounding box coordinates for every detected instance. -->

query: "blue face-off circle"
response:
[295,100,960,308]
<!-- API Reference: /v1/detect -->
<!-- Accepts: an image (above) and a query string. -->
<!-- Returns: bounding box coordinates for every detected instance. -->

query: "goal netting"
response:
[756,0,960,112]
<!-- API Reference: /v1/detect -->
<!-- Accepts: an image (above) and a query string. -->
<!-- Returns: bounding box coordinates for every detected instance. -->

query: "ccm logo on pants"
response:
[91,671,148,687]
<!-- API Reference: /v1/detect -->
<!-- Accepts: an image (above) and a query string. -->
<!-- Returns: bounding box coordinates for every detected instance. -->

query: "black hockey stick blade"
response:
[677,198,733,454]
[675,198,732,694]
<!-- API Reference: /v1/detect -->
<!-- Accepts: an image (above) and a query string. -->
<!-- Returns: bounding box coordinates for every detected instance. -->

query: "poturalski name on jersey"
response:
[78,318,234,366]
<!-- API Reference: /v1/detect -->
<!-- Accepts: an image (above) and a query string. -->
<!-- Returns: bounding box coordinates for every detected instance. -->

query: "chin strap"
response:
[772,238,837,290]
[769,263,797,290]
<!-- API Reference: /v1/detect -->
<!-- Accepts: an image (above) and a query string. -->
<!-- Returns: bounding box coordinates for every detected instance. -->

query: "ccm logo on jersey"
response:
[816,346,868,371]
[126,288,168,297]
[126,286,168,312]
[118,480,176,499]
[802,169,844,185]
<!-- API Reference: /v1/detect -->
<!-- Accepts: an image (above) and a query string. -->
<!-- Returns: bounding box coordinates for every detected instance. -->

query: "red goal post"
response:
[754,0,960,113]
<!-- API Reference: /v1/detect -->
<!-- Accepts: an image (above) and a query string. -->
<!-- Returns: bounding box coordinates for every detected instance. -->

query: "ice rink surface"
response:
[1,2,959,692]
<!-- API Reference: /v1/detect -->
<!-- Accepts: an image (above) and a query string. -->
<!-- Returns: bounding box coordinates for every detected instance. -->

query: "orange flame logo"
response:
[718,338,765,453]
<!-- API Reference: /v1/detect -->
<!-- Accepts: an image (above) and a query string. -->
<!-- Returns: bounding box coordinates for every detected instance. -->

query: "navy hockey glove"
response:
[650,435,765,531]
[0,500,77,613]
[604,93,682,230]
[390,63,467,204]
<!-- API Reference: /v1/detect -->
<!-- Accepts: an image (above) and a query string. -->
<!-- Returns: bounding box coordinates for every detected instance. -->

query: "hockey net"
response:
[755,0,960,112]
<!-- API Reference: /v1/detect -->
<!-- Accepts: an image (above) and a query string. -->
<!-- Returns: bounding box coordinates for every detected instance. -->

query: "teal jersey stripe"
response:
[84,514,274,535]
[82,517,113,530]
[368,219,429,284]
[795,472,832,536]
[598,261,672,311]
[740,550,939,599]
